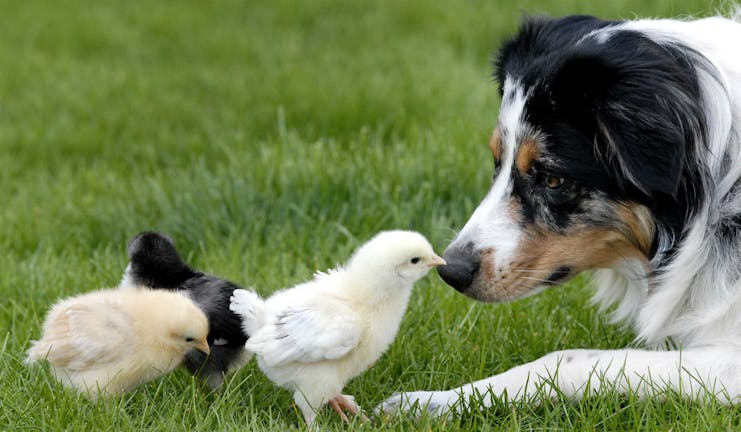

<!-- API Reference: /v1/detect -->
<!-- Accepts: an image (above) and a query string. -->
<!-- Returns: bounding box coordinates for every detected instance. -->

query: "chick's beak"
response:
[428,254,447,268]
[195,339,210,355]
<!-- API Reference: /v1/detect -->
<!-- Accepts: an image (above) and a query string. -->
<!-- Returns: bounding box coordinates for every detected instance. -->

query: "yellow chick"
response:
[26,287,210,398]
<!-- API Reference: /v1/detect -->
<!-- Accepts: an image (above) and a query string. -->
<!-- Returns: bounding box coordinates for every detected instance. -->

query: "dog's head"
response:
[438,15,706,302]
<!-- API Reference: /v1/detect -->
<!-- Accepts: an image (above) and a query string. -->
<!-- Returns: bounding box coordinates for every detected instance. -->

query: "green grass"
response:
[0,0,736,430]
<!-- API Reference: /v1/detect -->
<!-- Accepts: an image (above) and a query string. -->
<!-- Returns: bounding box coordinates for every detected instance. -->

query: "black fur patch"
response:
[495,15,708,258]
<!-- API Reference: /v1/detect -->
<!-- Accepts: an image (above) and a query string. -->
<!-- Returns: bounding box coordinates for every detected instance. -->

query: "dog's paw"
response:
[375,390,457,419]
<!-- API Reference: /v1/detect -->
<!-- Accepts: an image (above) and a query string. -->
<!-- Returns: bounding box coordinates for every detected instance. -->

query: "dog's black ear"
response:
[126,231,198,288]
[550,37,703,198]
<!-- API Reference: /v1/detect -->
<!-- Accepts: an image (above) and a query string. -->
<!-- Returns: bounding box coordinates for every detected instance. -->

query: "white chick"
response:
[229,230,445,426]
[26,287,210,399]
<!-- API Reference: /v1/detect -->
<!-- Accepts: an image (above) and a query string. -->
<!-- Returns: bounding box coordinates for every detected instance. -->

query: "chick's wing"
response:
[247,301,361,367]
[59,304,133,370]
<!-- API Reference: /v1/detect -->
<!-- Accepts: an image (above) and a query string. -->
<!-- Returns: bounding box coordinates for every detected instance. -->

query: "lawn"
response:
[0,0,736,430]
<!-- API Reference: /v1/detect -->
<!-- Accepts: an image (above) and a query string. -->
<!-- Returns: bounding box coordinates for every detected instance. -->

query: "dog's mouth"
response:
[546,266,573,284]
[466,263,577,302]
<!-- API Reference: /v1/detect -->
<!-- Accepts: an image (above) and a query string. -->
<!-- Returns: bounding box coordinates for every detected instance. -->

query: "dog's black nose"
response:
[437,246,480,292]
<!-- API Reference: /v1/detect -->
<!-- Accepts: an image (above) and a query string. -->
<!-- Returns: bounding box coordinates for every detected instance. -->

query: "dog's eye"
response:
[543,175,565,189]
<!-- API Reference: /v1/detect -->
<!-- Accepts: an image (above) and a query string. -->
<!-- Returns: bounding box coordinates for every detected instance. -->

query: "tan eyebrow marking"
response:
[515,137,540,175]
[489,128,502,162]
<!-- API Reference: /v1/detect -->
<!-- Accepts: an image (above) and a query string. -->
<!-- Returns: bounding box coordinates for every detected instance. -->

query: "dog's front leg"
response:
[376,347,741,418]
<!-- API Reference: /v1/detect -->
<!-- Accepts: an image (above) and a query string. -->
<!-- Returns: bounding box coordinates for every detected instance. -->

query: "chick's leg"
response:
[293,391,319,426]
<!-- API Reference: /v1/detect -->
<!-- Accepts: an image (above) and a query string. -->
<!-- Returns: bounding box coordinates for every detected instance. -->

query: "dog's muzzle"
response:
[436,244,480,293]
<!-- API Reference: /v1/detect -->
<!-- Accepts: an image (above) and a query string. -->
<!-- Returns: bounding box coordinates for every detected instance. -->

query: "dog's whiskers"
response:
[519,276,555,284]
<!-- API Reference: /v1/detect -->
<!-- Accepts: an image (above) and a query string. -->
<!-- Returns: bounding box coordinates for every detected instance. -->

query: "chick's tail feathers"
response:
[24,339,61,366]
[24,341,44,364]
[229,289,266,340]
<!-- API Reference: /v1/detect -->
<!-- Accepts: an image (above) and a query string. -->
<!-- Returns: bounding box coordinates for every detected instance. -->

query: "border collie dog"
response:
[379,12,741,416]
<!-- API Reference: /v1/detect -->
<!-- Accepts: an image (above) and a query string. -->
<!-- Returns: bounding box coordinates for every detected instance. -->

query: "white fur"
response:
[601,15,741,346]
[451,79,524,266]
[377,13,741,417]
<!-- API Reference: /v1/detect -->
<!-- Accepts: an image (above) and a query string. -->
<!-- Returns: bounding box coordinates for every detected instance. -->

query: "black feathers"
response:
[124,232,249,389]
[126,232,199,288]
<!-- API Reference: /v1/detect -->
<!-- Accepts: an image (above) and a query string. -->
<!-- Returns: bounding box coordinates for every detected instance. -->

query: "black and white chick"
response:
[119,231,250,389]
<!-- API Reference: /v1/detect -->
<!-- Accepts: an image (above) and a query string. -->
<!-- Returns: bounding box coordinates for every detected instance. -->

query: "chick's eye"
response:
[410,257,420,264]
[185,337,194,343]
[543,175,565,189]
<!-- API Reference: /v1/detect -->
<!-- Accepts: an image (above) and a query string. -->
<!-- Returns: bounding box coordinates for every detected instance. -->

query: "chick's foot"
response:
[329,394,368,422]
